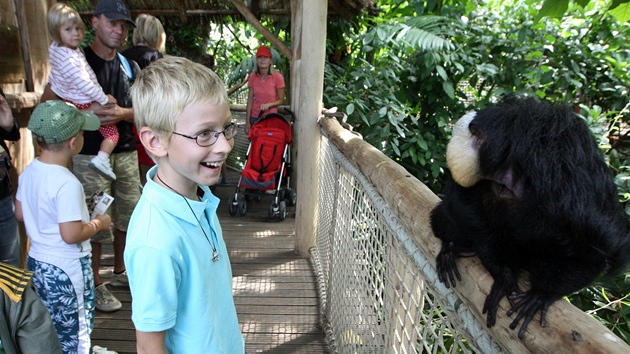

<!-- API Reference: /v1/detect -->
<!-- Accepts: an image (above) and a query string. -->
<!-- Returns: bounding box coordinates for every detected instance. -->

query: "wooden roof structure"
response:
[60,0,378,23]
[2,0,376,107]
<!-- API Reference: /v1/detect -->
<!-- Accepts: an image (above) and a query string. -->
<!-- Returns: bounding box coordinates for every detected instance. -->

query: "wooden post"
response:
[230,0,292,60]
[292,0,326,257]
[12,0,34,92]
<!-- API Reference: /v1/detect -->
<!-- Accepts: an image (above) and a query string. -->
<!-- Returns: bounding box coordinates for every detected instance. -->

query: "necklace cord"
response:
[155,173,219,261]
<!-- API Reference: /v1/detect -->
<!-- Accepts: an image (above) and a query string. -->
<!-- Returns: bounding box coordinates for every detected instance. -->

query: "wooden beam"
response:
[74,9,292,19]
[11,0,34,92]
[230,0,292,61]
[327,0,354,20]
[251,0,260,18]
[176,0,187,24]
[293,0,326,257]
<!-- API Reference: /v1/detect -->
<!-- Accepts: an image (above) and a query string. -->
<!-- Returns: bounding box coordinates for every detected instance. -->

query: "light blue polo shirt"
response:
[125,166,244,353]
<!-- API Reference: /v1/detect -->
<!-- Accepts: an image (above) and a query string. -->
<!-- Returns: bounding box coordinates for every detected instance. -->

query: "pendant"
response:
[212,250,219,262]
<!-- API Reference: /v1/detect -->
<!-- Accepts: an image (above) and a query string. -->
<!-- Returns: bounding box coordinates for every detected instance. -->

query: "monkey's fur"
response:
[430,96,630,338]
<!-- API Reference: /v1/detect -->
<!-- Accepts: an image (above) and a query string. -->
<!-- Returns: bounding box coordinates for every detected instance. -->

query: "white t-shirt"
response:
[16,158,91,259]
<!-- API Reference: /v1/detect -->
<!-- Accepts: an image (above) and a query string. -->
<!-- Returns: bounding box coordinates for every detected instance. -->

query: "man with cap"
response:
[41,0,140,313]
[15,100,115,354]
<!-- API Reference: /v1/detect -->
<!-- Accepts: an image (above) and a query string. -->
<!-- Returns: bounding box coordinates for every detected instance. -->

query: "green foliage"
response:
[323,0,630,340]
[568,274,630,343]
[160,17,289,91]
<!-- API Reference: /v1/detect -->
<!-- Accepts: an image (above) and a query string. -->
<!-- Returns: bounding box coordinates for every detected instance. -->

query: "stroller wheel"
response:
[268,202,277,219]
[238,197,247,216]
[278,201,287,221]
[285,189,297,206]
[228,196,238,216]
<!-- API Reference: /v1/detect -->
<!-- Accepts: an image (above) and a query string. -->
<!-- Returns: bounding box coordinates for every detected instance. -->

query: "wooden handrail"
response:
[318,115,630,354]
[5,92,40,112]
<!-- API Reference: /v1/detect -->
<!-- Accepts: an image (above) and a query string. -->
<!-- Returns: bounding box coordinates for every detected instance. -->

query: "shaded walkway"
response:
[91,169,327,353]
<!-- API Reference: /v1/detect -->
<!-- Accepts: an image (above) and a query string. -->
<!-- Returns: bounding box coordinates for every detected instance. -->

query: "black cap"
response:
[94,0,135,26]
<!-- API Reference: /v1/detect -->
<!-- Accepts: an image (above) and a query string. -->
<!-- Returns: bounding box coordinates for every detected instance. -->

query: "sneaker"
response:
[95,284,122,312]
[110,270,129,287]
[219,177,228,185]
[92,345,118,354]
[89,155,117,181]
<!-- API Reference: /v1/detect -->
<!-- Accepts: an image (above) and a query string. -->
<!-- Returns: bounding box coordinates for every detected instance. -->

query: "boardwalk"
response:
[90,169,328,353]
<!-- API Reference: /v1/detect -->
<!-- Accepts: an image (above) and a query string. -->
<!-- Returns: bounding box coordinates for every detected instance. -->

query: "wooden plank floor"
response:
[91,169,328,353]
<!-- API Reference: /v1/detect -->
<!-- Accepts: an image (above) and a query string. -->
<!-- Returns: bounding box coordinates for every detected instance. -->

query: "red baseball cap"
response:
[256,46,272,58]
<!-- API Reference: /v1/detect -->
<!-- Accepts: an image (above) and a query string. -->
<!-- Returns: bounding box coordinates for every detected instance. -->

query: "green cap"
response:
[29,101,101,143]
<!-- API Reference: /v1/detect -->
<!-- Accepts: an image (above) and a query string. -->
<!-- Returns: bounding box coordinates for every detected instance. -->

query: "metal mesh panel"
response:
[313,134,502,354]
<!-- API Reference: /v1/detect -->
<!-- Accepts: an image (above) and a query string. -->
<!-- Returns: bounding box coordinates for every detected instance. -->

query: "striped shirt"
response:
[48,42,109,105]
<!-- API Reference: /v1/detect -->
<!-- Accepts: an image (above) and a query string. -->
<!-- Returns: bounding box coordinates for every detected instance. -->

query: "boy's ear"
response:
[67,136,78,150]
[139,127,168,158]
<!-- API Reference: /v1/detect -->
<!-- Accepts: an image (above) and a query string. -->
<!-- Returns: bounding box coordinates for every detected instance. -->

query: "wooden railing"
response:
[312,115,630,353]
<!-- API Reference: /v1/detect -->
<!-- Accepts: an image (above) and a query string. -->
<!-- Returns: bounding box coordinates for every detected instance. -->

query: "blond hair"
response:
[131,56,228,138]
[47,3,84,44]
[132,14,166,53]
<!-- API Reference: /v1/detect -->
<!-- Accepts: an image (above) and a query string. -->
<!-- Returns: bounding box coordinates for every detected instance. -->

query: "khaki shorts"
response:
[72,151,141,243]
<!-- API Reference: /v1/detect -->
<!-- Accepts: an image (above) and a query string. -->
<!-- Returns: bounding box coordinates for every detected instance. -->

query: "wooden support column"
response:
[293,0,326,257]
[230,0,292,60]
[11,0,34,92]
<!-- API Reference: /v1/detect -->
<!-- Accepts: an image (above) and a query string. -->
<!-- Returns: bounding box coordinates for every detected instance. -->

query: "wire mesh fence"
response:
[312,133,502,354]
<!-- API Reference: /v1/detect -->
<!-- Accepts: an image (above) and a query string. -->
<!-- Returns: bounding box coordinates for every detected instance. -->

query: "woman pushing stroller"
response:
[245,46,286,134]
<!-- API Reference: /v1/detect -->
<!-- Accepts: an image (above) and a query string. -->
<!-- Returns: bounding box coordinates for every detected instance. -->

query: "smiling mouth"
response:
[201,161,222,168]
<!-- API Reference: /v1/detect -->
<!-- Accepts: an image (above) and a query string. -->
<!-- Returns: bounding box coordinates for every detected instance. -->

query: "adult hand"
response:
[260,103,271,111]
[92,104,133,126]
[244,122,251,134]
[0,93,13,131]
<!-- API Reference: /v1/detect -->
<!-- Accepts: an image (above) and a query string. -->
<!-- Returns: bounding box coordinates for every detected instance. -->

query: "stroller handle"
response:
[259,107,296,125]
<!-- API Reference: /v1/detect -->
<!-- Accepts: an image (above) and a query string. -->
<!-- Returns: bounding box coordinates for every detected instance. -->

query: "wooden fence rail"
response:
[317,115,630,353]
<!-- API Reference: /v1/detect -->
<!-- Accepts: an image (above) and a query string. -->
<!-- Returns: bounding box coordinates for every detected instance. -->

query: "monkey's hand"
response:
[436,242,461,288]
[483,278,520,328]
[506,291,552,339]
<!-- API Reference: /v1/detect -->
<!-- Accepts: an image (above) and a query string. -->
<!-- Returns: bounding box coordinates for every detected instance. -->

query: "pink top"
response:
[247,71,285,118]
[48,42,109,105]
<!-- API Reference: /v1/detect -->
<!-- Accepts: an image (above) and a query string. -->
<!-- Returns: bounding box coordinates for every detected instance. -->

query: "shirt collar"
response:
[143,166,219,225]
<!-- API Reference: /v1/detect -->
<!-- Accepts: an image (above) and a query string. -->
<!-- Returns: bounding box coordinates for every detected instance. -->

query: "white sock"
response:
[97,151,110,160]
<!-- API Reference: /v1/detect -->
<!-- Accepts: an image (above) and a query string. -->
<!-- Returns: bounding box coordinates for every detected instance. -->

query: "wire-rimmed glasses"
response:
[172,123,237,147]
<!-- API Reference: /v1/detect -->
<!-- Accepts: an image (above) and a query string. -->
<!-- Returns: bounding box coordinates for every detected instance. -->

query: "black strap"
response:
[257,144,277,182]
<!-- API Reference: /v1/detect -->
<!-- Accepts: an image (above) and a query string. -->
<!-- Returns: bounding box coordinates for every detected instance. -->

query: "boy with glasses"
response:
[125,56,244,353]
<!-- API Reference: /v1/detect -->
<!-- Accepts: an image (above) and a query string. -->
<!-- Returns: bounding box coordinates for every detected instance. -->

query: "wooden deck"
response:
[91,169,328,353]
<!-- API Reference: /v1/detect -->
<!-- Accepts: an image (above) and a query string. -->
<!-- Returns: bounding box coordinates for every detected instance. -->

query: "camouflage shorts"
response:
[72,151,141,243]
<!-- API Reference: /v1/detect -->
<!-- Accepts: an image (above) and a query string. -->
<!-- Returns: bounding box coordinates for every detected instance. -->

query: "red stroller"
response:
[228,109,296,220]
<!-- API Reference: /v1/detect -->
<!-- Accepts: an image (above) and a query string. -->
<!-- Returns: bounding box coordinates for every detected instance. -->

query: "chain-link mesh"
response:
[313,134,502,354]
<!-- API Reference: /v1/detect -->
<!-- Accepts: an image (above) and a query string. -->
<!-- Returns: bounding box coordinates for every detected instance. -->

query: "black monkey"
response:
[430,96,630,339]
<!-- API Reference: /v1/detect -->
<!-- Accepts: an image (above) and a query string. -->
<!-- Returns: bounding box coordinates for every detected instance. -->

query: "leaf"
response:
[534,0,569,23]
[377,27,387,41]
[346,103,355,116]
[609,3,630,23]
[442,81,455,99]
[436,65,448,81]
[391,142,401,156]
[417,136,428,150]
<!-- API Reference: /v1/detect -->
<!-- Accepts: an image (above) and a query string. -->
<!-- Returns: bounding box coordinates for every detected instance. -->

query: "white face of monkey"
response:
[446,111,481,187]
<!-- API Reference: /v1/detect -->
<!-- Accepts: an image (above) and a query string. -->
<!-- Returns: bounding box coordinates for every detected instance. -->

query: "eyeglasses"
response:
[172,123,237,147]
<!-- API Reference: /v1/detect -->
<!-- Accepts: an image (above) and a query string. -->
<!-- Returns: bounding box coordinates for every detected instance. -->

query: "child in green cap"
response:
[15,100,113,354]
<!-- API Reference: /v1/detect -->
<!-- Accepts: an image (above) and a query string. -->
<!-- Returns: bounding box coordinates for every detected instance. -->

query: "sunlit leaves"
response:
[610,3,630,23]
